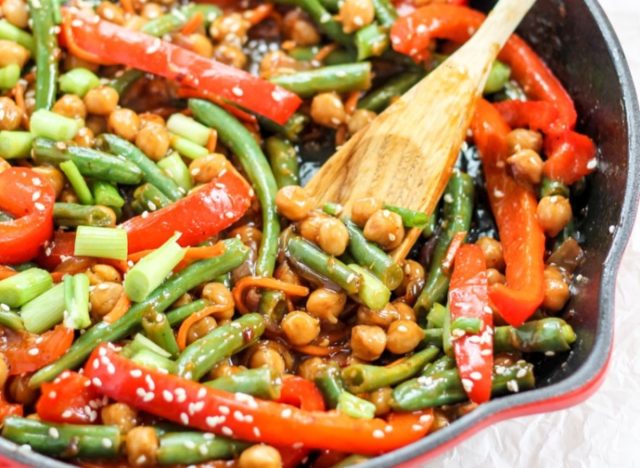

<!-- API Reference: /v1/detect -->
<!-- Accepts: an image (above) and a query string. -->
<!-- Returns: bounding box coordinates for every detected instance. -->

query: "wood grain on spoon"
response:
[305,0,536,260]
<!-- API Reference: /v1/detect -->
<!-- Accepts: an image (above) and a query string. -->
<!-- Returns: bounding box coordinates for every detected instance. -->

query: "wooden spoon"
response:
[305,0,536,260]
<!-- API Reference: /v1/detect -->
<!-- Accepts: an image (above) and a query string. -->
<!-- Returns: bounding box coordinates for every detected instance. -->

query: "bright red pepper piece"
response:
[471,100,545,326]
[0,168,55,264]
[493,100,559,135]
[448,244,492,404]
[1,325,74,375]
[543,130,597,185]
[62,10,301,125]
[84,346,434,454]
[0,393,22,424]
[36,371,105,424]
[120,170,252,253]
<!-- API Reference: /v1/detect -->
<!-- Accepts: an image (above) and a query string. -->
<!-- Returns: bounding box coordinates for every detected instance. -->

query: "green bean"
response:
[323,202,343,217]
[204,368,281,399]
[337,392,376,419]
[103,134,184,201]
[493,318,577,353]
[317,0,339,12]
[0,310,24,331]
[265,136,300,188]
[257,113,308,142]
[315,364,345,409]
[540,177,570,198]
[358,72,423,112]
[383,204,430,228]
[421,355,455,377]
[257,289,288,321]
[29,239,249,388]
[0,64,20,91]
[27,0,58,110]
[0,19,34,52]
[131,348,177,373]
[110,70,144,96]
[166,299,207,327]
[131,183,171,213]
[157,432,247,465]
[371,0,397,28]
[142,4,221,37]
[414,170,474,315]
[53,203,115,228]
[271,63,372,97]
[349,264,390,310]
[426,303,446,328]
[142,312,180,358]
[451,317,483,334]
[190,99,280,277]
[91,181,125,209]
[355,24,388,61]
[176,314,266,381]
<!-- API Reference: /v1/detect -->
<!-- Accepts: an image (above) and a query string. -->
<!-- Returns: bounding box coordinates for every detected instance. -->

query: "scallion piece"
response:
[336,392,376,419]
[0,310,24,332]
[20,282,65,333]
[157,152,193,192]
[170,134,209,159]
[167,113,211,147]
[484,60,512,94]
[0,19,34,52]
[0,268,52,308]
[131,349,177,374]
[74,226,128,260]
[91,181,125,209]
[60,160,94,205]
[63,273,91,330]
[355,23,388,61]
[124,233,186,302]
[348,264,390,310]
[30,110,81,141]
[426,303,447,329]
[384,204,430,228]
[0,131,33,159]
[0,64,20,90]
[58,68,100,97]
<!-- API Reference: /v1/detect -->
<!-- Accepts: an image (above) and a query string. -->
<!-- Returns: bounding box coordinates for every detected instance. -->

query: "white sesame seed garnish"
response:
[197,388,207,399]
[232,86,244,97]
[506,380,519,392]
[163,390,174,402]
[28,348,39,356]
[49,391,56,399]
[545,351,556,356]
[221,426,233,436]
[412,424,424,431]
[253,427,261,437]
[219,405,230,415]
[48,428,60,438]
[372,429,385,439]
[180,412,189,425]
[461,378,474,392]
[470,371,483,381]
[516,368,528,379]
[130,369,142,378]
[281,408,292,418]
[145,375,155,391]
[143,392,155,402]
[61,410,72,419]
[102,438,113,448]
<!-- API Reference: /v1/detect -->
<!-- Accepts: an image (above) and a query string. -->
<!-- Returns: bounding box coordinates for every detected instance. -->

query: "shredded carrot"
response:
[0,267,17,280]
[314,44,337,62]
[244,3,273,25]
[294,344,340,357]
[120,0,135,15]
[180,11,204,35]
[206,129,218,153]
[281,40,296,51]
[61,14,116,65]
[176,87,258,124]
[335,124,348,146]
[127,249,154,263]
[176,304,230,350]
[233,277,310,314]
[51,272,67,283]
[345,91,361,115]
[174,243,226,271]
[442,231,468,274]
[103,292,131,324]
[11,83,28,128]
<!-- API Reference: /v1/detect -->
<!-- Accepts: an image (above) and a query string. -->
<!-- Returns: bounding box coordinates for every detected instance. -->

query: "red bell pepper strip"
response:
[84,345,434,454]
[471,100,545,326]
[493,100,559,135]
[0,167,55,264]
[1,325,74,375]
[36,371,105,424]
[62,10,301,125]
[543,130,597,185]
[121,170,252,253]
[448,244,492,404]
[0,393,22,424]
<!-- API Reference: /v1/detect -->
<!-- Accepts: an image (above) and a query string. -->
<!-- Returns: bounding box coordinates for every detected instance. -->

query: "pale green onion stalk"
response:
[58,68,100,97]
[63,273,91,329]
[157,153,193,192]
[0,268,52,308]
[336,392,376,419]
[30,110,81,141]
[20,283,65,333]
[167,113,211,147]
[0,131,33,159]
[170,134,209,159]
[74,226,128,260]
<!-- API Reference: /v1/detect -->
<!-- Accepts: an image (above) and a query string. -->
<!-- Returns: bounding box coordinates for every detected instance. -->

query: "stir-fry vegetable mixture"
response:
[0,0,595,465]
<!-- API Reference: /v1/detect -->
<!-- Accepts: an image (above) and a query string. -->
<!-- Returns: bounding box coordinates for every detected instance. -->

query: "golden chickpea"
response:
[506,128,543,154]
[189,153,229,184]
[339,0,375,33]
[84,86,119,116]
[86,264,122,285]
[537,195,572,237]
[357,303,400,329]
[393,301,416,322]
[386,320,424,354]
[508,149,544,185]
[298,212,327,243]
[176,33,214,57]
[141,2,164,19]
[209,13,251,45]
[136,123,170,161]
[90,282,124,319]
[7,375,37,405]
[543,266,570,312]
[281,311,320,346]
[0,354,8,389]
[187,316,217,345]
[352,197,382,227]
[97,1,125,24]
[201,282,234,320]
[310,92,346,128]
[108,108,141,141]
[0,40,29,68]
[363,209,405,250]
[73,127,95,147]
[486,268,506,285]
[259,50,299,79]
[126,426,158,466]
[139,112,165,128]
[348,109,376,135]
[59,188,78,204]
[213,43,247,69]
[297,357,327,381]
[208,360,237,379]
[52,94,87,120]
[351,325,386,361]
[238,445,283,468]
[283,9,321,46]
[101,403,138,433]
[275,185,315,221]
[365,387,392,416]
[31,166,64,198]
[306,288,346,324]
[1,0,29,28]
[86,115,107,135]
[172,293,193,309]
[0,97,22,131]
[274,261,301,286]
[317,217,349,256]
[249,346,286,375]
[476,237,505,271]
[397,260,424,296]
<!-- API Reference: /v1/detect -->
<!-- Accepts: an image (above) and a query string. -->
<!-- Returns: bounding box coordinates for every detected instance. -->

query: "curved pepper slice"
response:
[1,325,74,375]
[36,371,105,424]
[543,130,597,185]
[0,167,55,264]
[448,244,492,404]
[493,100,559,135]
[471,100,545,326]
[85,346,434,455]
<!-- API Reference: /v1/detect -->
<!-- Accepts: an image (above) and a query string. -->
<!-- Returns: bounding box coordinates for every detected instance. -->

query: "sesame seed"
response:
[102,438,113,448]
[27,348,39,356]
[232,86,244,97]
[506,380,519,392]
[516,368,528,379]
[184,440,196,449]
[293,442,303,449]
[61,410,72,419]
[461,378,474,392]
[253,427,261,437]
[545,351,556,356]
[219,405,230,415]
[197,388,207,399]
[180,412,189,425]
[145,375,155,391]
[49,391,56,399]
[198,445,208,456]
[281,408,292,418]
[48,428,59,438]
[470,371,483,381]
[163,390,174,402]
[372,429,385,439]
[136,455,147,465]
[412,424,423,431]
[221,426,233,436]
[136,388,146,398]
[143,392,155,402]
[130,369,142,378]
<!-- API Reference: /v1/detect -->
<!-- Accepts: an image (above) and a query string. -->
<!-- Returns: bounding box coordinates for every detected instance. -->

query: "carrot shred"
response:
[120,0,135,15]
[176,87,258,124]
[180,11,204,35]
[11,83,28,128]
[345,91,361,115]
[206,129,218,153]
[294,344,340,357]
[103,292,131,324]
[335,124,348,146]
[51,272,67,283]
[61,13,116,65]
[232,277,310,314]
[174,243,226,271]
[441,231,467,274]
[176,304,230,350]
[244,3,273,25]
[314,44,337,62]
[0,266,17,280]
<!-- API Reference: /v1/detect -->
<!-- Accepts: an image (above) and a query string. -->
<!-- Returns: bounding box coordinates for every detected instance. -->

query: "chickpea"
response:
[508,149,544,185]
[365,387,392,416]
[73,127,95,147]
[86,264,121,285]
[209,13,251,45]
[0,97,22,131]
[201,282,234,320]
[386,320,424,354]
[281,311,320,346]
[238,444,283,468]
[7,375,37,405]
[97,1,125,24]
[208,360,238,379]
[543,266,570,312]
[0,40,29,68]
[0,354,8,389]
[126,426,158,466]
[476,237,505,271]
[348,109,376,135]
[397,260,425,296]
[298,212,328,243]
[189,153,229,184]
[283,9,321,46]
[431,409,451,431]
[176,33,214,57]
[51,94,86,121]
[108,108,141,141]
[339,0,375,33]
[393,301,416,321]
[306,288,346,324]
[90,282,124,319]
[537,195,572,237]
[486,268,506,285]
[352,197,382,227]
[297,357,327,381]
[171,293,193,309]
[139,112,165,128]
[275,185,315,221]
[141,2,164,20]
[249,346,286,375]
[351,325,386,361]
[363,209,405,250]
[86,115,107,136]
[259,50,299,79]
[213,43,248,69]
[31,166,64,198]
[84,86,119,116]
[2,0,28,28]
[135,123,170,161]
[310,92,346,128]
[317,217,349,256]
[357,303,399,329]
[59,188,78,204]
[187,316,217,345]
[506,128,543,154]
[101,403,138,433]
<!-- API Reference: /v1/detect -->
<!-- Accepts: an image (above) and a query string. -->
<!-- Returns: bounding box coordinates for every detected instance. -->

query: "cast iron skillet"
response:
[0,0,638,466]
